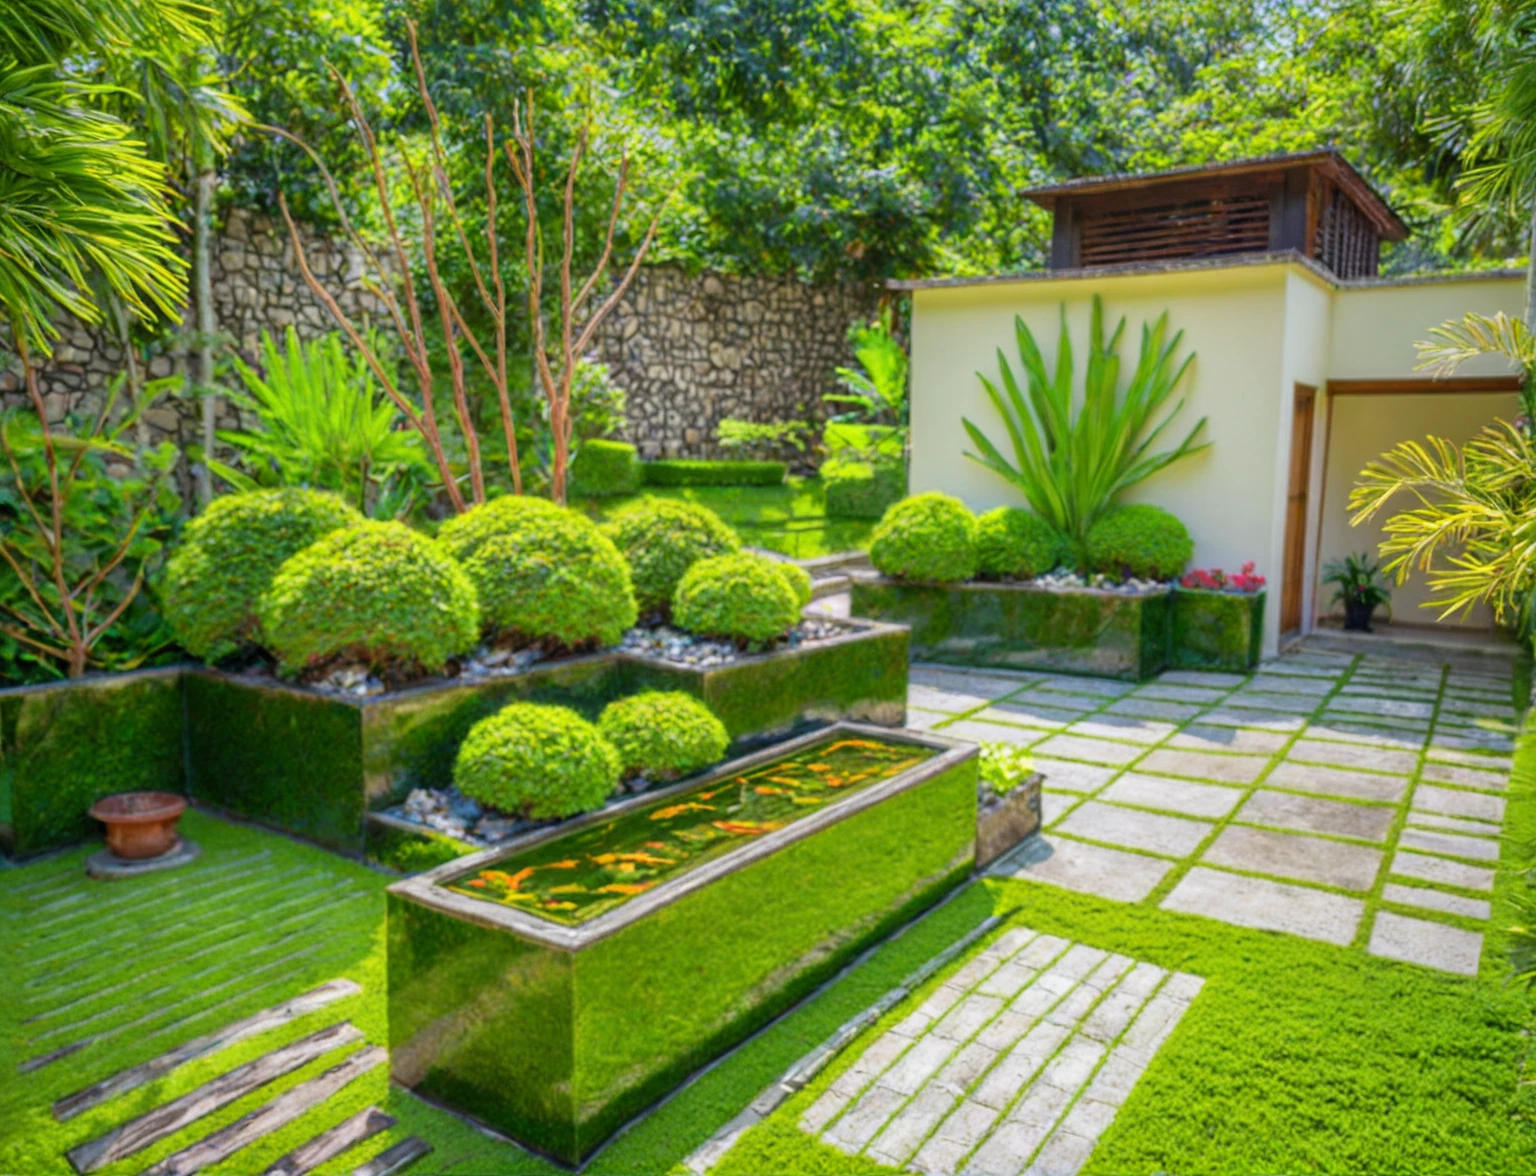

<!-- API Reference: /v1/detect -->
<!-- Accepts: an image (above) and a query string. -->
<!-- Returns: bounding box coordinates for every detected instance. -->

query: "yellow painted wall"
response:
[1330,274,1524,381]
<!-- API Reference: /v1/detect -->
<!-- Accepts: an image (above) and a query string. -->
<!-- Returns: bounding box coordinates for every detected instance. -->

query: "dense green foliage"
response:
[672,551,803,643]
[977,741,1035,795]
[570,440,641,498]
[160,488,361,661]
[641,460,788,487]
[462,507,637,649]
[777,561,814,609]
[1169,585,1264,671]
[597,691,729,780]
[1085,504,1194,581]
[453,702,621,819]
[975,507,1067,580]
[603,498,741,613]
[258,520,479,673]
[821,457,906,520]
[868,493,979,583]
[436,494,570,564]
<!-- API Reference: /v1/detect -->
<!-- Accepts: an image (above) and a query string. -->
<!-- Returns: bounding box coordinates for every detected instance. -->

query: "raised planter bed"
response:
[976,771,1042,868]
[1170,588,1266,672]
[0,668,184,858]
[849,577,1171,682]
[385,723,976,1165]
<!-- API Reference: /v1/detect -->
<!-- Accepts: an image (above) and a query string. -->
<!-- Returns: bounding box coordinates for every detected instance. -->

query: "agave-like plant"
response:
[961,295,1208,563]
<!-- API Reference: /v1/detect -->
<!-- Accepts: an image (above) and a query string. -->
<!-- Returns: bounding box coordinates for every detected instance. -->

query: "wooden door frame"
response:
[1281,383,1318,636]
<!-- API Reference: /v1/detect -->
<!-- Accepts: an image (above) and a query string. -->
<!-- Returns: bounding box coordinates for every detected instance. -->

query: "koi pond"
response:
[386,723,977,1165]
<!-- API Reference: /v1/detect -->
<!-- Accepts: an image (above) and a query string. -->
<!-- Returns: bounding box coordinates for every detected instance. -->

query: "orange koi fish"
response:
[651,802,713,820]
[712,819,784,836]
[599,882,656,896]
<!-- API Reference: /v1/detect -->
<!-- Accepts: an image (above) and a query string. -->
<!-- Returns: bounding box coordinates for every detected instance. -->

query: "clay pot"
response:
[88,792,187,860]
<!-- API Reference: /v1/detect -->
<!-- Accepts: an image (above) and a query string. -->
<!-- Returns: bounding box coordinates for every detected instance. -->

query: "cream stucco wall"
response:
[1330,274,1525,381]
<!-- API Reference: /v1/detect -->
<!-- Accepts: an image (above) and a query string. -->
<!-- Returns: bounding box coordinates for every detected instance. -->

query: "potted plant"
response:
[89,792,188,860]
[975,743,1043,868]
[1324,552,1392,632]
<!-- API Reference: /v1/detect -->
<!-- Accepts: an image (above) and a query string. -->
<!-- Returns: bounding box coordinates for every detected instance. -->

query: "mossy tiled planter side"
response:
[1170,588,1266,672]
[0,668,184,858]
[385,726,976,1165]
[849,578,1170,681]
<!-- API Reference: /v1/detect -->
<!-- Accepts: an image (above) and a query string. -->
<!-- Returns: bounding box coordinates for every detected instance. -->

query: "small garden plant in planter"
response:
[1324,552,1392,632]
[604,499,741,615]
[1172,562,1268,671]
[455,702,621,820]
[975,507,1067,580]
[673,551,803,645]
[975,742,1042,867]
[1085,504,1193,584]
[867,492,979,583]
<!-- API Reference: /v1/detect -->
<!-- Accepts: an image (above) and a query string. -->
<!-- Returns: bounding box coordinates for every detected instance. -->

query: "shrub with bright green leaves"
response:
[570,440,640,497]
[436,494,568,564]
[777,561,814,609]
[258,521,479,674]
[597,691,729,781]
[823,456,906,520]
[869,492,979,583]
[454,703,621,819]
[673,551,802,643]
[161,488,362,661]
[979,742,1035,795]
[1085,504,1193,581]
[462,508,637,648]
[976,507,1066,580]
[603,499,740,613]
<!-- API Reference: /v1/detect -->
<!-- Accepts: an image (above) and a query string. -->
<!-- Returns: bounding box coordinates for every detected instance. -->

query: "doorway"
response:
[1281,383,1317,635]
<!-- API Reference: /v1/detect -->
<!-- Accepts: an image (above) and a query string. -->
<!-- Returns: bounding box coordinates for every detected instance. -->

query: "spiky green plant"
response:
[962,295,1207,565]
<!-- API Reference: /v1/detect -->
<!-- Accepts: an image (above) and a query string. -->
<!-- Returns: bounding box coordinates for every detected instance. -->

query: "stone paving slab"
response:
[1223,691,1322,714]
[1197,709,1307,732]
[1166,725,1290,755]
[1295,721,1427,749]
[911,685,996,714]
[1031,735,1145,767]
[943,719,1050,747]
[1426,747,1514,771]
[1001,837,1173,903]
[1246,674,1338,696]
[1419,762,1510,791]
[1235,789,1395,842]
[1056,802,1213,859]
[1411,784,1506,823]
[1380,883,1491,921]
[1064,716,1175,746]
[1153,671,1249,689]
[1032,759,1119,795]
[1264,762,1408,803]
[1328,695,1437,721]
[1099,773,1245,820]
[1131,683,1231,705]
[1284,738,1418,775]
[1103,698,1205,723]
[1135,748,1271,785]
[983,700,1089,728]
[1432,732,1516,754]
[906,709,951,732]
[1406,810,1503,837]
[1200,825,1382,891]
[1367,911,1483,977]
[1390,850,1495,893]
[1397,827,1500,863]
[911,668,1034,698]
[1160,867,1365,945]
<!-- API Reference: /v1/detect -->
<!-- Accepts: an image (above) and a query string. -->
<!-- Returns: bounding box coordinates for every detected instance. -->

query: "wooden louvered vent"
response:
[1077,195,1272,267]
[1312,182,1380,281]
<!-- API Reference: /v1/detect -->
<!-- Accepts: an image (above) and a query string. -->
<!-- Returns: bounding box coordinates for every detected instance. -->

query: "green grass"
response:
[579,477,873,559]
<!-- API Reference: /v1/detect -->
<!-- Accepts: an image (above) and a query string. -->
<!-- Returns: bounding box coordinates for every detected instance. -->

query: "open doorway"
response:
[1281,383,1317,636]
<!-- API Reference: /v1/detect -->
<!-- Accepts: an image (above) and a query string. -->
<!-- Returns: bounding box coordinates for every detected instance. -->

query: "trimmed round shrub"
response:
[259,521,479,673]
[454,703,621,819]
[598,691,729,781]
[672,551,801,643]
[868,492,979,583]
[436,494,568,565]
[777,561,814,609]
[976,508,1066,580]
[460,507,636,648]
[1085,504,1194,581]
[161,488,362,661]
[603,499,740,613]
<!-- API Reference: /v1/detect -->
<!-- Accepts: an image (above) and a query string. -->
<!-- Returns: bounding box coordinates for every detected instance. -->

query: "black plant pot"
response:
[1343,598,1376,632]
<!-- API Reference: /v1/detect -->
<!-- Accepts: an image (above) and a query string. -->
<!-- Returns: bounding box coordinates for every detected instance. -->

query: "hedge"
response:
[570,440,641,497]
[822,457,906,520]
[641,460,787,487]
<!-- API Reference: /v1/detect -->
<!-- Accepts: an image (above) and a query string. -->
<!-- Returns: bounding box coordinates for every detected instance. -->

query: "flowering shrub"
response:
[1180,561,1266,593]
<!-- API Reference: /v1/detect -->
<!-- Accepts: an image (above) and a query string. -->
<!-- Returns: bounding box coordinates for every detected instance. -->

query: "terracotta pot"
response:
[88,791,187,860]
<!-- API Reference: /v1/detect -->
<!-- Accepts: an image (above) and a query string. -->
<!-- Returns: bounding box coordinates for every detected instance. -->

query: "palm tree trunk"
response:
[194,168,216,506]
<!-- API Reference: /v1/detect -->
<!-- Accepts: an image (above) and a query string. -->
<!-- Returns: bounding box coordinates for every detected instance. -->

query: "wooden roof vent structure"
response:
[1022,150,1407,280]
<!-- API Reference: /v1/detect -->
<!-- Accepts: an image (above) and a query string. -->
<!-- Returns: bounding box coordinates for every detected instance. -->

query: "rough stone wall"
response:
[590,267,882,459]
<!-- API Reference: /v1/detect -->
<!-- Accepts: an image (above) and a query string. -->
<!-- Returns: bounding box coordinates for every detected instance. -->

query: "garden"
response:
[6,0,1536,1174]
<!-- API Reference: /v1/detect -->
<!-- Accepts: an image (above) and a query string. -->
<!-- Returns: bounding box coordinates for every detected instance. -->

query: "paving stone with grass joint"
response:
[1160,867,1365,945]
[1031,735,1146,767]
[1284,738,1419,775]
[1390,850,1495,893]
[1064,716,1176,746]
[1396,827,1500,863]
[1098,774,1245,820]
[1166,725,1291,755]
[1104,697,1206,723]
[1367,911,1483,977]
[1055,801,1213,858]
[1236,790,1395,842]
[1199,825,1383,892]
[997,837,1174,903]
[1135,747,1271,786]
[1411,784,1506,823]
[941,719,1049,747]
[1297,721,1427,749]
[1264,762,1408,803]
[1198,709,1307,732]
[1380,883,1492,922]
[1032,759,1118,795]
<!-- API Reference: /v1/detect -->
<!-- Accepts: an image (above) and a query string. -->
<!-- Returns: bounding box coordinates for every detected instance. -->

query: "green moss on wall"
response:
[1169,588,1265,672]
[0,669,184,857]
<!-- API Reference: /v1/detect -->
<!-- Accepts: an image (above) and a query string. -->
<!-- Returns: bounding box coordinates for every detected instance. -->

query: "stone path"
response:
[911,650,1522,976]
[801,925,1202,1176]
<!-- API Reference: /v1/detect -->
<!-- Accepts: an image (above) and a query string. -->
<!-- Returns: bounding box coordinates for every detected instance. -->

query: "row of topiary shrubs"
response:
[868,492,1193,584]
[456,692,729,819]
[161,488,812,679]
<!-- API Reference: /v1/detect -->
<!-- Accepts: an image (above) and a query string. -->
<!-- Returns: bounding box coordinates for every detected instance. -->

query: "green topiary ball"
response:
[868,492,979,583]
[975,507,1066,580]
[597,691,729,781]
[454,702,621,819]
[459,506,637,649]
[672,551,801,644]
[436,494,568,565]
[259,520,480,674]
[602,499,740,613]
[1085,504,1193,581]
[161,488,362,661]
[777,561,814,609]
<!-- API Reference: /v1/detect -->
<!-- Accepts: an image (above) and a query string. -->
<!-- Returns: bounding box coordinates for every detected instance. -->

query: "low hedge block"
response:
[0,669,185,858]
[569,440,641,497]
[849,578,1170,681]
[641,460,787,487]
[822,458,906,519]
[1170,588,1266,672]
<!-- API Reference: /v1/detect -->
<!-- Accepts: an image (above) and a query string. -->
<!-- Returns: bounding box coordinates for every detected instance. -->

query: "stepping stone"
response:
[1032,735,1145,767]
[1161,867,1364,945]
[1200,826,1382,891]
[1285,739,1418,775]
[1132,683,1230,704]
[908,685,992,714]
[352,1139,433,1176]
[1104,698,1205,722]
[1390,850,1495,893]
[1152,671,1249,689]
[940,718,1047,747]
[1329,696,1436,720]
[1100,773,1245,820]
[910,667,1035,697]
[1248,674,1337,696]
[1397,828,1500,863]
[1432,732,1516,754]
[1199,709,1306,732]
[1367,911,1483,976]
[1380,884,1491,922]
[1057,802,1213,858]
[1003,836,1173,903]
[1237,790,1394,842]
[1167,725,1289,755]
[1411,784,1506,824]
[1299,721,1426,749]
[1265,762,1407,803]
[1066,716,1177,745]
[1407,811,1503,838]
[264,1107,396,1176]
[1035,676,1137,698]
[1032,758,1118,795]
[1427,748,1514,771]
[1224,692,1320,714]
[904,708,949,732]
[1135,748,1270,786]
[981,699,1085,728]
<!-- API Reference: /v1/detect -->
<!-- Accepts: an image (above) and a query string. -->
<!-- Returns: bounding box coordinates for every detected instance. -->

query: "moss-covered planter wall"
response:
[1169,588,1266,672]
[385,726,976,1165]
[849,578,1170,681]
[0,668,185,858]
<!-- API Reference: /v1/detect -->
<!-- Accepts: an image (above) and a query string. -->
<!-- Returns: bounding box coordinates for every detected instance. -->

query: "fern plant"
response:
[828,307,908,427]
[962,295,1208,565]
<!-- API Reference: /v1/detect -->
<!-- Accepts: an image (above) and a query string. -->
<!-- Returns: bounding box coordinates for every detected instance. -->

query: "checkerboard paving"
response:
[910,651,1523,976]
